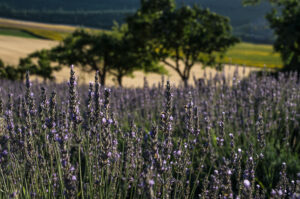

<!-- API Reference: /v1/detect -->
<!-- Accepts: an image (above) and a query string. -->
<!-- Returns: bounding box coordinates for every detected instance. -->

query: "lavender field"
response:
[0,67,299,198]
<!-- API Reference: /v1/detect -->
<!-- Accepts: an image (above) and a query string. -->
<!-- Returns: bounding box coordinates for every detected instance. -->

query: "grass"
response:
[0,25,106,41]
[223,42,283,69]
[0,17,104,41]
[0,28,39,38]
[0,25,69,41]
[22,27,69,41]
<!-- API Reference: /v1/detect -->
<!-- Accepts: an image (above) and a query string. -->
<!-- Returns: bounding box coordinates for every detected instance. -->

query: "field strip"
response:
[0,17,78,33]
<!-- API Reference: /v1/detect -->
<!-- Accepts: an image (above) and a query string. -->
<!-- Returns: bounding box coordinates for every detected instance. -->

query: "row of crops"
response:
[0,67,299,198]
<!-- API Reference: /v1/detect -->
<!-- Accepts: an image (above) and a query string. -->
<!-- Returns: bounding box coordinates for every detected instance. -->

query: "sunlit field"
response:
[223,42,282,69]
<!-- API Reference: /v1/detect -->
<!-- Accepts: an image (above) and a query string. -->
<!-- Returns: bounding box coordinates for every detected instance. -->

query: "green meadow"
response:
[0,27,38,39]
[223,42,283,68]
[0,26,69,41]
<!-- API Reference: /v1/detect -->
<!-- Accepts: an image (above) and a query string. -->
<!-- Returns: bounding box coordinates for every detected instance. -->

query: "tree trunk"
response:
[182,62,192,87]
[100,75,105,86]
[100,62,107,86]
[100,72,106,86]
[117,75,123,87]
[183,77,189,88]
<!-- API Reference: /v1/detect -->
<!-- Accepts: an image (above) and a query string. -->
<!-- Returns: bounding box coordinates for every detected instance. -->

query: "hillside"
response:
[0,0,273,43]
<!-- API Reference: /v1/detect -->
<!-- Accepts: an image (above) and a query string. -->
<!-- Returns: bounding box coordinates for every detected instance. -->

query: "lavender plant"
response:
[0,68,299,198]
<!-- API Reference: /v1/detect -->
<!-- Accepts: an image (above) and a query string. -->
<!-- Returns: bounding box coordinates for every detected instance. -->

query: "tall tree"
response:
[53,30,115,85]
[127,1,239,86]
[243,0,300,71]
[109,41,164,87]
[110,24,165,86]
[53,28,165,86]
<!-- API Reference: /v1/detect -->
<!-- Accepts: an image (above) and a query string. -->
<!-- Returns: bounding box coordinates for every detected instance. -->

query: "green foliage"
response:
[110,24,166,86]
[140,0,175,13]
[53,29,117,85]
[0,59,20,80]
[53,28,165,86]
[243,0,300,71]
[127,1,239,86]
[27,50,62,81]
[17,50,61,81]
[267,0,300,71]
[0,50,62,81]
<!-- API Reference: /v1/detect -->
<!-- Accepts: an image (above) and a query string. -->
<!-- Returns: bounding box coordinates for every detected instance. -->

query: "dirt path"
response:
[0,35,260,87]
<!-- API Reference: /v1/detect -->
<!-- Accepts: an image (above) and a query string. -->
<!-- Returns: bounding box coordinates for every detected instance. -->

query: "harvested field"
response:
[0,35,58,65]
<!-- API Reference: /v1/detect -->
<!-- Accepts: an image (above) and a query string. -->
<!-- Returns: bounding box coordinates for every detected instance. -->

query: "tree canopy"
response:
[244,0,300,71]
[52,28,164,86]
[0,59,20,80]
[127,0,239,86]
[0,49,61,81]
[19,50,61,81]
[53,29,113,85]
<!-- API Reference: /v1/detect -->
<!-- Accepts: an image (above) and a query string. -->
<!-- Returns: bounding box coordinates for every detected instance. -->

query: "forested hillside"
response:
[0,0,273,43]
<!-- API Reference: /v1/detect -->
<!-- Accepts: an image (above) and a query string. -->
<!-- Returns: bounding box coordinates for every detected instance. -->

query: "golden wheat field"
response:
[0,34,261,87]
[0,35,58,65]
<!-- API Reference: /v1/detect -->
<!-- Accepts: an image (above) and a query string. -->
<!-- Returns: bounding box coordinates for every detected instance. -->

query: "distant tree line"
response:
[0,4,132,29]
